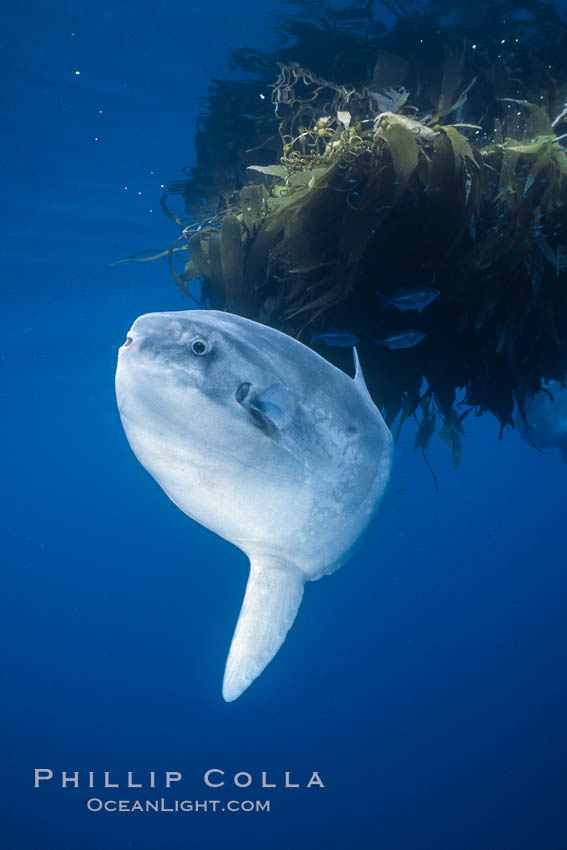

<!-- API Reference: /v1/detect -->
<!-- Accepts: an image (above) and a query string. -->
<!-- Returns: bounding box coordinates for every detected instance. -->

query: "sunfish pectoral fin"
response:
[249,382,291,429]
[222,560,305,702]
[238,382,292,439]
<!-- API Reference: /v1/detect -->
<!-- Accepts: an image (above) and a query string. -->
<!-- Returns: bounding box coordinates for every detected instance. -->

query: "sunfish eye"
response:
[190,338,210,356]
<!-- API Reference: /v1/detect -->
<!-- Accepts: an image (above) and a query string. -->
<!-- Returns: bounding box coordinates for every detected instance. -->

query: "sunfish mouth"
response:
[118,334,134,354]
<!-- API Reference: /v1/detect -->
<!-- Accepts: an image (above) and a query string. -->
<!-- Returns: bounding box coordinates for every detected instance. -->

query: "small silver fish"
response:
[377,287,440,314]
[373,330,426,350]
[310,328,360,348]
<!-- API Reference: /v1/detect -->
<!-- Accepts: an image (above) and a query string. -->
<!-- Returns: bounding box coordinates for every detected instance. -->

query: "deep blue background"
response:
[2,2,566,848]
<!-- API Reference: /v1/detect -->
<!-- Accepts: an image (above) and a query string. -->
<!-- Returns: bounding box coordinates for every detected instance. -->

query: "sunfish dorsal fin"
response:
[352,347,374,406]
[222,559,305,702]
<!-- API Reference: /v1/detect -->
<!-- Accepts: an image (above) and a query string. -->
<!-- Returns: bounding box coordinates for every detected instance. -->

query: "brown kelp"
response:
[126,0,567,464]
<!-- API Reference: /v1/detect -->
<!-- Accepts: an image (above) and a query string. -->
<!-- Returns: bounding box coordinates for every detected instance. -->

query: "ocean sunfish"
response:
[115,310,394,701]
[516,380,567,462]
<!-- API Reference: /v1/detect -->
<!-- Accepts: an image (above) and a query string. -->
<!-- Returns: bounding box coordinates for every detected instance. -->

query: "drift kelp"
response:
[126,0,567,463]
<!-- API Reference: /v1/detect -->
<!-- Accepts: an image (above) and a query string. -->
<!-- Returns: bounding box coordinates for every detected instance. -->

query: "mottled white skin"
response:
[115,310,394,701]
[516,381,567,462]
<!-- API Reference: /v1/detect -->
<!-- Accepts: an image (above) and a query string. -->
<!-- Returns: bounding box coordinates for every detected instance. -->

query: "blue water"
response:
[3,2,567,848]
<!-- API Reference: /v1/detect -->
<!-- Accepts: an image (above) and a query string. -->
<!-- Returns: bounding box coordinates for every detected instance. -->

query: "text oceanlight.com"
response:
[87,798,270,813]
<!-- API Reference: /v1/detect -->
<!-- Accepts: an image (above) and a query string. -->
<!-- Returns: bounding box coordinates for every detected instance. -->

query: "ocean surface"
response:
[3,2,567,848]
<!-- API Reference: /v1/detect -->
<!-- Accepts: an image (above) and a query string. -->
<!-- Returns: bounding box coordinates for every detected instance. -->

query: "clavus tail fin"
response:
[222,559,305,702]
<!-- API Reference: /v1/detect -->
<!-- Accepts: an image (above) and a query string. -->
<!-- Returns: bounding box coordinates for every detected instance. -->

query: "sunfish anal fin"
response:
[222,559,305,702]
